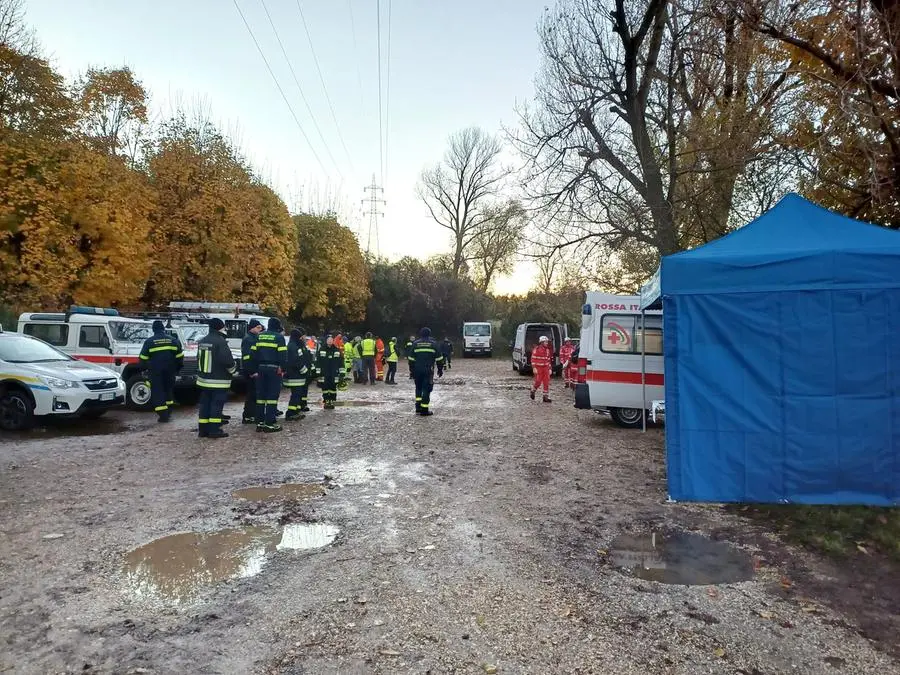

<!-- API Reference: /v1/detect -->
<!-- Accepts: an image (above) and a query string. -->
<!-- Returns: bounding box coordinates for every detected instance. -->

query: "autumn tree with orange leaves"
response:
[0,0,332,316]
[740,0,900,227]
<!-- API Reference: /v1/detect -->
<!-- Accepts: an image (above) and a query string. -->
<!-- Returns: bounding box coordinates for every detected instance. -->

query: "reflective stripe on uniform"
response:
[154,405,168,412]
[198,418,209,423]
[283,379,306,386]
[197,377,231,388]
[256,399,279,404]
[139,354,149,360]
[148,345,179,353]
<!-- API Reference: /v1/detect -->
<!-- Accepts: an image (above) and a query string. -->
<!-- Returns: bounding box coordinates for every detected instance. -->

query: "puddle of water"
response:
[233,483,325,501]
[123,523,339,604]
[276,522,340,551]
[609,531,754,585]
[330,400,384,407]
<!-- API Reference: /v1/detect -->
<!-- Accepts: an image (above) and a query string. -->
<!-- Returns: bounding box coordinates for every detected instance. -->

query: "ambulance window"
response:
[600,315,635,353]
[79,325,109,349]
[635,316,663,355]
[600,315,662,355]
[23,323,69,347]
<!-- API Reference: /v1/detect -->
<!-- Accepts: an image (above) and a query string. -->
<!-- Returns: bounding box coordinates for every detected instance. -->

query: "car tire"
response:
[125,374,153,411]
[486,351,492,358]
[0,388,35,431]
[609,407,645,429]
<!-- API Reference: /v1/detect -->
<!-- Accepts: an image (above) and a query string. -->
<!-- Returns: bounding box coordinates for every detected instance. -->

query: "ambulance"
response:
[573,292,663,428]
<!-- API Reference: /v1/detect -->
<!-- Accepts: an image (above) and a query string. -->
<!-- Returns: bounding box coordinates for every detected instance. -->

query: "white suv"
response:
[0,330,125,431]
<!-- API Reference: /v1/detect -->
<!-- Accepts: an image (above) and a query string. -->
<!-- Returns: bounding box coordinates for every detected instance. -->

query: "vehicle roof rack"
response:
[168,301,262,314]
[26,313,66,322]
[120,311,210,321]
[68,305,119,316]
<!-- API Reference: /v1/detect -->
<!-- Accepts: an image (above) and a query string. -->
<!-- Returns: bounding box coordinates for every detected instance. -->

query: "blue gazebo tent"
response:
[641,194,900,505]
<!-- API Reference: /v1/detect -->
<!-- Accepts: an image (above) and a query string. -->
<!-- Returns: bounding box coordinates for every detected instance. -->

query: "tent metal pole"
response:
[641,309,647,433]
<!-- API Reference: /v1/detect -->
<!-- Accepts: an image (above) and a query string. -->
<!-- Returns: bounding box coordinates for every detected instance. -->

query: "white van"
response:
[512,322,567,375]
[462,322,493,357]
[573,292,663,428]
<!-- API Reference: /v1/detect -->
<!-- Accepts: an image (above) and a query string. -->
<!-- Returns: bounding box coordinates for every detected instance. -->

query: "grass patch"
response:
[732,504,900,561]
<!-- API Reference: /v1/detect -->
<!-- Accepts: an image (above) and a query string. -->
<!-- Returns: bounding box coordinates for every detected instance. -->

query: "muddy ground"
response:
[1,358,898,674]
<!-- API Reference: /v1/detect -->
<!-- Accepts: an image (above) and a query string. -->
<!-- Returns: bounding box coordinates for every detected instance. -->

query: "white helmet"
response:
[539,335,549,343]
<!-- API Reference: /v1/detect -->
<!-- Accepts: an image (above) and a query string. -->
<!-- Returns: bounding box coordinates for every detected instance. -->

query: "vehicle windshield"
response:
[0,334,72,363]
[109,321,154,343]
[178,325,208,344]
[464,324,491,337]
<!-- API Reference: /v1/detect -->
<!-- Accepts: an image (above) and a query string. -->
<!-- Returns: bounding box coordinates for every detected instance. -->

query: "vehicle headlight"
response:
[42,376,81,390]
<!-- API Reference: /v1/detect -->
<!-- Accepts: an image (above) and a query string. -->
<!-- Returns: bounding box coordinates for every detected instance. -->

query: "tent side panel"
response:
[780,289,899,505]
[663,297,681,499]
[665,293,785,502]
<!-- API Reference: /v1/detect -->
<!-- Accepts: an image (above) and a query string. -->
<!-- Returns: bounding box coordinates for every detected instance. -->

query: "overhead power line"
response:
[231,0,329,178]
[383,0,392,185]
[376,0,384,185]
[346,0,365,117]
[295,0,357,178]
[258,0,344,182]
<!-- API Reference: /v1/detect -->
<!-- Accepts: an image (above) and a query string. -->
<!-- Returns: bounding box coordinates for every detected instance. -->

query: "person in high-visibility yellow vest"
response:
[343,339,355,383]
[360,332,377,385]
[385,337,399,384]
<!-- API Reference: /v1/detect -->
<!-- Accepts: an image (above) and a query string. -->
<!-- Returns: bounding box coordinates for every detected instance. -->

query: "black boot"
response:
[207,429,229,439]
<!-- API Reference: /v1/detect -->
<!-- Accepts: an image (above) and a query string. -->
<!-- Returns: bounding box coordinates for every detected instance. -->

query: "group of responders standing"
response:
[346,332,453,386]
[140,318,455,441]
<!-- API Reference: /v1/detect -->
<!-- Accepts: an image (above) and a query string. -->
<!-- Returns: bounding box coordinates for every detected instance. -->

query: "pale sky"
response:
[24,0,546,293]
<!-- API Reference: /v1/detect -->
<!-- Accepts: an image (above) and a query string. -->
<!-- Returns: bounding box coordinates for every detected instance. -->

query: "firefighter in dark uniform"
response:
[405,335,415,379]
[138,320,184,423]
[285,328,313,420]
[317,334,345,410]
[297,331,315,412]
[249,317,287,432]
[241,318,264,424]
[410,327,444,416]
[197,318,235,438]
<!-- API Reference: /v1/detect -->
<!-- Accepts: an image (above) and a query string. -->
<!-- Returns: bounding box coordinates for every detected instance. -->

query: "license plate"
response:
[99,392,115,401]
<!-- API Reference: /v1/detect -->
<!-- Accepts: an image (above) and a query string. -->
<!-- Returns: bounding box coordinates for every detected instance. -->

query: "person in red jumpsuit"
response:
[530,335,553,403]
[559,338,575,389]
[375,336,385,381]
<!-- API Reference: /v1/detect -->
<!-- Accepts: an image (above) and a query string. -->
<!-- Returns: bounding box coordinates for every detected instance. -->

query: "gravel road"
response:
[1,358,897,674]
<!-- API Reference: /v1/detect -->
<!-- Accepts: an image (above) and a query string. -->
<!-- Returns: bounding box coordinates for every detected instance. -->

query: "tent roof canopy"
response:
[640,193,900,304]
